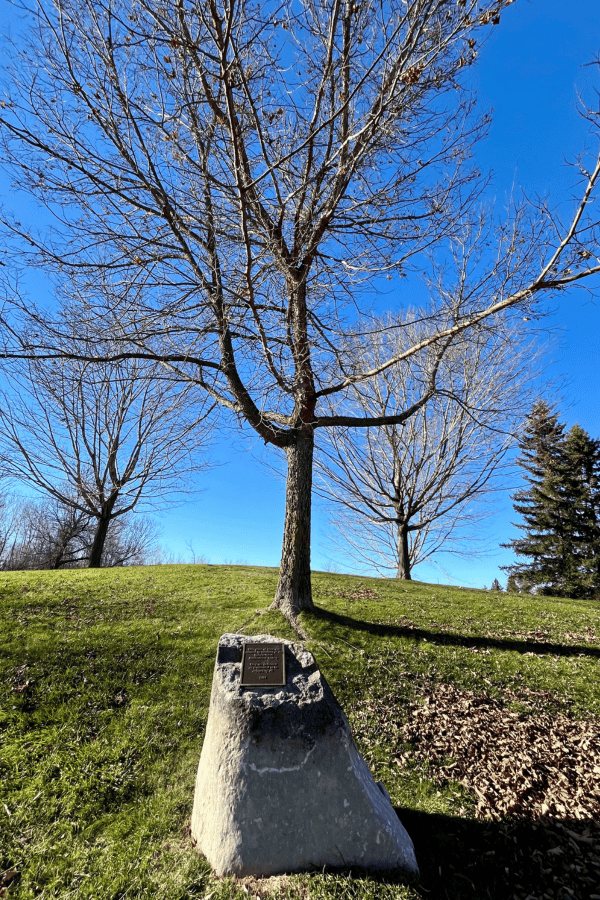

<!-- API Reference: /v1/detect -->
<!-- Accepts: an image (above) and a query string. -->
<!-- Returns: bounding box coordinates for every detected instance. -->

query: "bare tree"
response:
[1,1,600,621]
[99,513,162,566]
[0,484,21,565]
[0,337,218,566]
[0,490,90,569]
[311,229,553,578]
[0,488,161,569]
[28,493,91,569]
[0,499,41,571]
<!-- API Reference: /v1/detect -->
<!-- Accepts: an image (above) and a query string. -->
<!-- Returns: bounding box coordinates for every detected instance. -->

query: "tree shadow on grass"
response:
[310,810,598,900]
[397,807,598,900]
[306,606,600,661]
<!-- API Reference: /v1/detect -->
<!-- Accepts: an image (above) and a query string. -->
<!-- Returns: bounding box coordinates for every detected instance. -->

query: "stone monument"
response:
[190,633,419,881]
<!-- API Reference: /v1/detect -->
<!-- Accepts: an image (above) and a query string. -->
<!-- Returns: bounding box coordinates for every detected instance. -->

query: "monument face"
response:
[190,633,419,881]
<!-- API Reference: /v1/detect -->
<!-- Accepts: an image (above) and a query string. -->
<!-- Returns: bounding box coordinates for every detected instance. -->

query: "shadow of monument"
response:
[311,808,597,899]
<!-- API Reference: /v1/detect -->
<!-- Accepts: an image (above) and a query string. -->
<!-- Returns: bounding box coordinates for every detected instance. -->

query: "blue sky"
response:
[1,0,600,588]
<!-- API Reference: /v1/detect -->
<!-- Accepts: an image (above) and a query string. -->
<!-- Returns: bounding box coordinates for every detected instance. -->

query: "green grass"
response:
[1,564,599,900]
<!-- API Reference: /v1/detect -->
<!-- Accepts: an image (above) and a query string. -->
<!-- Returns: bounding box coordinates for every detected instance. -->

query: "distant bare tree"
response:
[0,337,217,566]
[0,490,161,569]
[99,514,162,567]
[0,484,20,564]
[30,494,90,570]
[148,546,178,566]
[312,228,553,579]
[1,490,92,569]
[1,1,600,620]
[145,541,210,565]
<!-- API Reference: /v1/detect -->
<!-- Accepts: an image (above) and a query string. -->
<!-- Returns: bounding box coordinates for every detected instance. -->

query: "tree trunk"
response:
[396,522,412,580]
[88,496,118,568]
[51,548,66,570]
[270,429,315,622]
[51,527,71,569]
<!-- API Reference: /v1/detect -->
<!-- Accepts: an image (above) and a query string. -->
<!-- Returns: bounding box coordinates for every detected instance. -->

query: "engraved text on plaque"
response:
[240,642,286,687]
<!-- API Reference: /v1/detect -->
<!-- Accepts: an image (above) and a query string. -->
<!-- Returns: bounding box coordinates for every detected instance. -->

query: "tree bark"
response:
[88,496,118,568]
[270,429,315,621]
[51,547,66,570]
[396,521,412,580]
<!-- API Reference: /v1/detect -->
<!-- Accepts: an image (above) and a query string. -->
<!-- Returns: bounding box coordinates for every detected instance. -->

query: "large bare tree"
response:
[311,223,554,578]
[0,336,218,566]
[1,0,600,622]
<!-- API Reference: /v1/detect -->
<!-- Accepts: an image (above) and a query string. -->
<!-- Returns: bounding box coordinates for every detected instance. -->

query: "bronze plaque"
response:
[240,642,286,687]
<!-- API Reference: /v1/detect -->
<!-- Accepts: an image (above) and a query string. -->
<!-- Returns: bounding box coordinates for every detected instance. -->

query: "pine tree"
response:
[506,574,519,593]
[500,401,566,595]
[548,424,600,598]
[501,402,600,599]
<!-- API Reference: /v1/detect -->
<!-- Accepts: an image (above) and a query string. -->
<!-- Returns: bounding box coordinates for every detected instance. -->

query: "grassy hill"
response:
[1,564,599,900]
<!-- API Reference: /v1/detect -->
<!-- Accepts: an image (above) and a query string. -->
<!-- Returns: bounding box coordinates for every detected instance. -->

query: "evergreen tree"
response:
[501,402,600,599]
[506,574,520,593]
[501,401,566,595]
[548,425,600,598]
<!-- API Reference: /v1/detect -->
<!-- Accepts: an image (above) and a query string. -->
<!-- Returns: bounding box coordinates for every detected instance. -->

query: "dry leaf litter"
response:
[350,678,600,899]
